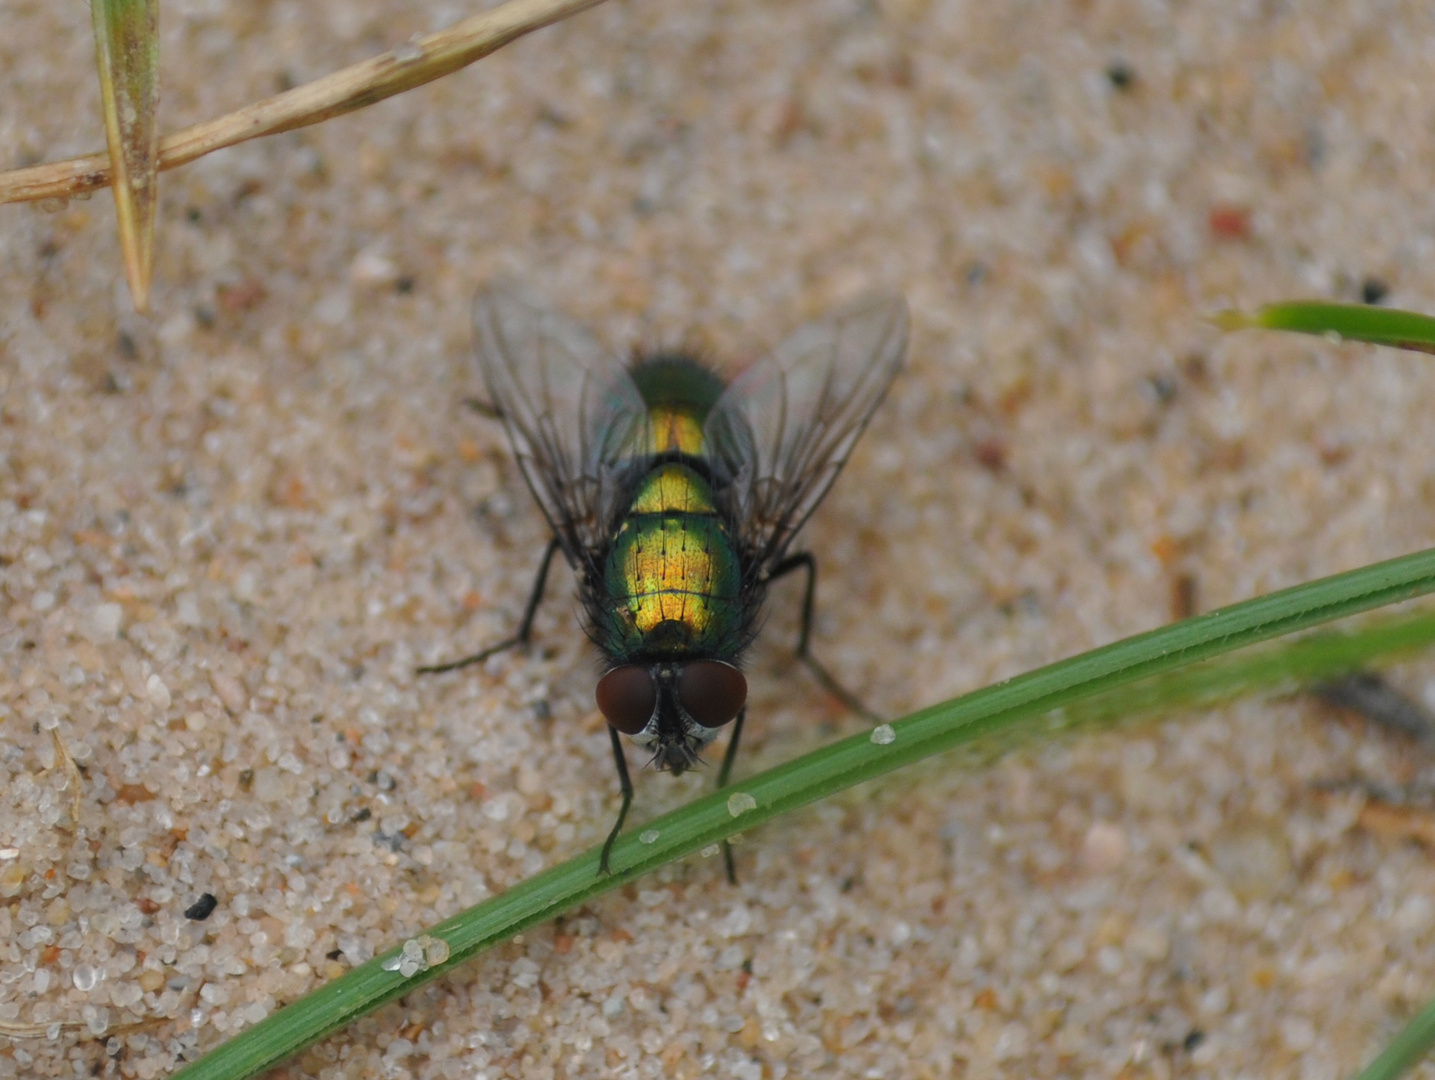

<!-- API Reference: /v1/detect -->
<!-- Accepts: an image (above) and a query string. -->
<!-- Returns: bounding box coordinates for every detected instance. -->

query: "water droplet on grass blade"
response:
[423,936,450,967]
[727,792,757,817]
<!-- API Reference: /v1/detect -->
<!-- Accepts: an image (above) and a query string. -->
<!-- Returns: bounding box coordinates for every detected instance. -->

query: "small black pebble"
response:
[352,807,372,823]
[1361,277,1389,305]
[1183,1029,1206,1053]
[326,948,343,960]
[1106,61,1135,89]
[185,893,218,921]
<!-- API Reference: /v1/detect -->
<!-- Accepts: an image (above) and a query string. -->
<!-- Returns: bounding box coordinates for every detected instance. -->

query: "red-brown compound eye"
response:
[676,661,747,728]
[596,666,657,735]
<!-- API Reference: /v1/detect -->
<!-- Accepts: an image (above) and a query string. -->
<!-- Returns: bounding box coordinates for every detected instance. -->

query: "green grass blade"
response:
[1061,606,1435,736]
[167,544,1435,1080]
[91,0,160,313]
[1352,996,1435,1080]
[1213,301,1435,354]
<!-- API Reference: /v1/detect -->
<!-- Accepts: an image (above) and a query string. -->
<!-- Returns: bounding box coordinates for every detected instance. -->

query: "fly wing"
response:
[474,288,649,563]
[704,293,908,569]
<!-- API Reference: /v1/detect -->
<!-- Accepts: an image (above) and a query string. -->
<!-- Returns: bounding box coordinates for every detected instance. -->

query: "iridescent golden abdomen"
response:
[601,459,742,658]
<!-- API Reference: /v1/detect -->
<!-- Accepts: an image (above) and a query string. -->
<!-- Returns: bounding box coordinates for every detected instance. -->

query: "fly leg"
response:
[770,552,880,723]
[417,536,560,674]
[711,554,875,883]
[716,707,747,884]
[599,725,635,875]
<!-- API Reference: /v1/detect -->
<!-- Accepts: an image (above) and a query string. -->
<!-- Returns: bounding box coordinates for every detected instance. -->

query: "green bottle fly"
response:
[423,288,909,875]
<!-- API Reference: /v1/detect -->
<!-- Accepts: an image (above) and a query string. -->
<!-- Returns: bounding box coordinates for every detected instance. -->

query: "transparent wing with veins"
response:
[704,293,909,571]
[473,288,650,567]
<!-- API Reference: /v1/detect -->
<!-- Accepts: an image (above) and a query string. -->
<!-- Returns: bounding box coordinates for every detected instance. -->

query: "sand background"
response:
[4,0,1435,1076]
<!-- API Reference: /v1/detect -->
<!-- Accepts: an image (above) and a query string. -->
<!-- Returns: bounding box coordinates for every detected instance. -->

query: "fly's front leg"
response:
[769,552,880,723]
[599,725,635,875]
[719,547,878,883]
[716,707,747,884]
[417,536,561,674]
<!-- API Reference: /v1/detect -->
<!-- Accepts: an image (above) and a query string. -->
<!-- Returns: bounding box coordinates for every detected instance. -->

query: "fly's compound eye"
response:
[677,661,747,728]
[596,665,657,735]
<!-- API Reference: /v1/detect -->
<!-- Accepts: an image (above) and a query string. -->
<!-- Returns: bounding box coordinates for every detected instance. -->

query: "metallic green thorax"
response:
[593,357,749,663]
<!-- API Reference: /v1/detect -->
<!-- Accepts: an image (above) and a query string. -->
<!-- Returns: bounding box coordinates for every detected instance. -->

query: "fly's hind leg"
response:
[770,551,880,723]
[417,536,561,674]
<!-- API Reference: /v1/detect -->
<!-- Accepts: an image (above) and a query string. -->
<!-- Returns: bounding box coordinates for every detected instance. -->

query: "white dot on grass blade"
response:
[870,723,896,745]
[382,935,447,978]
[422,937,450,967]
[639,829,660,844]
[727,792,757,817]
[701,844,721,858]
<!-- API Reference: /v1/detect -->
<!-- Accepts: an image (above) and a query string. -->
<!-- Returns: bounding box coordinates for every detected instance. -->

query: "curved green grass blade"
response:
[1213,301,1435,354]
[1065,606,1435,732]
[164,543,1435,1080]
[1353,995,1435,1080]
[91,0,160,313]
[1235,297,1435,1080]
